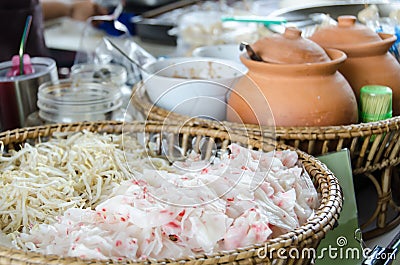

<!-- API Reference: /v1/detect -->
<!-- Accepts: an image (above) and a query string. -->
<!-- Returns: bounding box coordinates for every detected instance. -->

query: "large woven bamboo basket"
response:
[0,120,342,265]
[130,84,400,239]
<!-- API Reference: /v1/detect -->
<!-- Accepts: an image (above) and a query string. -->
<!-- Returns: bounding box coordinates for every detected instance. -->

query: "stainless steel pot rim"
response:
[0,57,56,82]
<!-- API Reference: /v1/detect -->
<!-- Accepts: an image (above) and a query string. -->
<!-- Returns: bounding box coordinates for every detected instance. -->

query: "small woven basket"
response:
[131,85,400,239]
[0,120,342,265]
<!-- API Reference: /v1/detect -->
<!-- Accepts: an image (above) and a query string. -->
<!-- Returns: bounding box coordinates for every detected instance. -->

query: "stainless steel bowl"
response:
[267,0,400,33]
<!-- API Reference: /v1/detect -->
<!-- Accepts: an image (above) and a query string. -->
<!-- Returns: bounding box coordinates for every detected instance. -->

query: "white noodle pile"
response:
[0,131,151,233]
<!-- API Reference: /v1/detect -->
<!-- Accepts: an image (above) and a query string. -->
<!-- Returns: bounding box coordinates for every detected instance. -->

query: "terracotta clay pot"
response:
[310,15,400,116]
[226,27,358,127]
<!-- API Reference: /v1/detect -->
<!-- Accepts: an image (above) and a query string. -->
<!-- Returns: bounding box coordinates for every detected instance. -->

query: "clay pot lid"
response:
[310,15,382,47]
[251,27,331,64]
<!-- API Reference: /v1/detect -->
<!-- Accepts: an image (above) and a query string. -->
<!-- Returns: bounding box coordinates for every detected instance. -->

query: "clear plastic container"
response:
[173,11,259,56]
[26,79,131,126]
[360,85,393,122]
[70,63,127,86]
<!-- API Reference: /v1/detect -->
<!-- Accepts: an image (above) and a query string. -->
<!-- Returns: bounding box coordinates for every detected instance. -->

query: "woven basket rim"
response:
[130,84,400,135]
[0,121,342,264]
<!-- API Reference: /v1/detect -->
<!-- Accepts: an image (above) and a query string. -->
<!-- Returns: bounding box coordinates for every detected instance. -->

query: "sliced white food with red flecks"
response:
[13,143,319,261]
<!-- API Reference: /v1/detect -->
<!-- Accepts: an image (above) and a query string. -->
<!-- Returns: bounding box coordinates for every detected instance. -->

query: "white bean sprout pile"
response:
[0,131,152,233]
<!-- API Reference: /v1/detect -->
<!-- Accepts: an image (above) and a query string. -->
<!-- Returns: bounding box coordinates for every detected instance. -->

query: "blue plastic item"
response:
[97,12,136,36]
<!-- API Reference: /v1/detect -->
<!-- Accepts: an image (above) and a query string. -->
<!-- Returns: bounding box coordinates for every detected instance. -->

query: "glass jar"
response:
[70,63,132,108]
[26,78,132,126]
